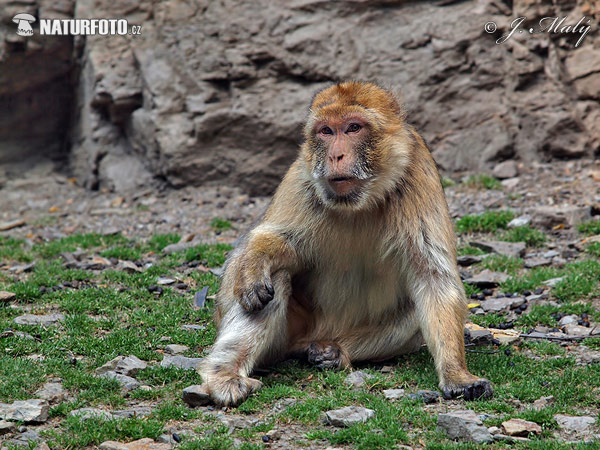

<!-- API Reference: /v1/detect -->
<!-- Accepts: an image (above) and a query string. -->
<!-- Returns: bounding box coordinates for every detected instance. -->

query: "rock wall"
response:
[0,0,599,194]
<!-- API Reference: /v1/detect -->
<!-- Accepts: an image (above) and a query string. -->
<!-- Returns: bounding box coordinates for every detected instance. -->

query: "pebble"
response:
[558,314,579,326]
[164,344,189,355]
[408,390,440,404]
[382,389,405,401]
[325,406,375,427]
[344,371,375,388]
[0,399,49,423]
[156,277,176,285]
[95,355,147,377]
[437,410,492,443]
[194,286,209,309]
[507,215,531,228]
[111,407,152,418]
[182,385,211,407]
[160,355,203,370]
[501,418,542,436]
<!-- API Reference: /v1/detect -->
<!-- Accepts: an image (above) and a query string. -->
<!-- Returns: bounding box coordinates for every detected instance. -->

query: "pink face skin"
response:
[313,116,368,197]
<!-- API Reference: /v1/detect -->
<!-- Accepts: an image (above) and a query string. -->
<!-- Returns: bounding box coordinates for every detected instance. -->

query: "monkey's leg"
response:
[413,281,493,401]
[200,271,291,406]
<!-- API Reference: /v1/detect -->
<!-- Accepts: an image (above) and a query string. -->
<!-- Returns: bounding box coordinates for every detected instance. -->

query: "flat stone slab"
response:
[0,291,16,302]
[437,410,492,444]
[95,355,147,376]
[0,399,49,423]
[99,438,172,450]
[13,313,65,326]
[465,270,509,288]
[470,240,526,258]
[70,408,113,421]
[325,406,375,427]
[164,344,189,355]
[34,382,67,404]
[554,414,596,433]
[160,355,203,371]
[98,372,140,391]
[344,371,375,388]
[480,296,525,313]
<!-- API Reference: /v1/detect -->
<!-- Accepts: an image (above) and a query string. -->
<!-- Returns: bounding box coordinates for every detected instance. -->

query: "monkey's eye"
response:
[319,126,333,135]
[347,123,361,133]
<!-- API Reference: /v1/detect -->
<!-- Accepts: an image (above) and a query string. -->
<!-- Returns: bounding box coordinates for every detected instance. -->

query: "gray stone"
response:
[162,241,199,254]
[7,429,42,446]
[160,355,203,371]
[181,324,206,332]
[524,257,552,268]
[156,277,176,285]
[563,324,600,337]
[98,372,140,391]
[95,355,147,376]
[507,215,532,228]
[531,206,591,230]
[457,255,483,266]
[0,419,17,434]
[554,414,596,433]
[110,407,152,418]
[480,296,525,313]
[34,382,66,404]
[0,399,49,423]
[532,395,554,411]
[69,408,113,421]
[182,385,211,407]
[325,406,375,427]
[164,344,189,355]
[218,415,263,429]
[437,410,493,443]
[465,270,509,288]
[344,371,375,388]
[408,390,440,404]
[501,178,520,190]
[13,313,65,326]
[558,314,579,326]
[382,389,405,401]
[542,277,564,287]
[470,241,526,259]
[492,160,518,179]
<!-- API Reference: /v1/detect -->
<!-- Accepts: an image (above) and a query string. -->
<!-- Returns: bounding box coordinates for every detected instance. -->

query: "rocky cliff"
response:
[0,0,598,194]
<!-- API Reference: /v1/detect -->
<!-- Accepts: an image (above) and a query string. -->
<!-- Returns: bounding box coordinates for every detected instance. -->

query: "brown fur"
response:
[199,81,493,406]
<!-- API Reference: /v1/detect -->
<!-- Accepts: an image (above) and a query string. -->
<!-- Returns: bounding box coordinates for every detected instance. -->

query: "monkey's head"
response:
[302,81,410,210]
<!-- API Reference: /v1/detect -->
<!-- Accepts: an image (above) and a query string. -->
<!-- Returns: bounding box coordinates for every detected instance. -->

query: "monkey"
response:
[198,81,493,406]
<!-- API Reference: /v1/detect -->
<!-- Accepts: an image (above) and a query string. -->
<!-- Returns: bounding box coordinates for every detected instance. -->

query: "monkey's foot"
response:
[206,374,263,407]
[441,378,493,401]
[307,342,348,370]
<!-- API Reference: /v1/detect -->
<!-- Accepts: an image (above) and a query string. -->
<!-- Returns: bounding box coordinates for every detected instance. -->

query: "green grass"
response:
[478,254,522,274]
[440,176,455,189]
[464,174,502,190]
[457,245,487,256]
[578,220,600,235]
[210,217,233,232]
[587,242,600,258]
[455,210,514,233]
[2,231,600,449]
[499,226,546,247]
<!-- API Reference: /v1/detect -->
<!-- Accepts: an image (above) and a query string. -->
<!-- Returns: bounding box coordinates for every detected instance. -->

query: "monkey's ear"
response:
[388,87,407,121]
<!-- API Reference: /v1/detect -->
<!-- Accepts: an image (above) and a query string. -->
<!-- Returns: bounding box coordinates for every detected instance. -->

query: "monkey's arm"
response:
[229,224,299,312]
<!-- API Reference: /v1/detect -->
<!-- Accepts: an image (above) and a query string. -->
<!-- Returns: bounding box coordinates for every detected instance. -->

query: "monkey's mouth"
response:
[326,176,361,197]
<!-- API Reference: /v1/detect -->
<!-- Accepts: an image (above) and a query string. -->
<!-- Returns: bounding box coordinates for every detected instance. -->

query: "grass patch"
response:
[578,220,600,236]
[440,176,455,189]
[499,226,546,247]
[210,217,233,232]
[479,254,522,274]
[0,236,33,262]
[456,210,514,233]
[185,243,232,266]
[586,242,600,258]
[464,174,502,190]
[33,233,128,259]
[457,245,487,256]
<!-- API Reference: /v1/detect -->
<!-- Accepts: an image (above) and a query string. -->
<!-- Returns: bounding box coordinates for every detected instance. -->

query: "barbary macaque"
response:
[199,81,493,406]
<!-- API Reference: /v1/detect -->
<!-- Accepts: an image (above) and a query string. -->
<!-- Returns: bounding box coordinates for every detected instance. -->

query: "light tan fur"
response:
[199,81,493,406]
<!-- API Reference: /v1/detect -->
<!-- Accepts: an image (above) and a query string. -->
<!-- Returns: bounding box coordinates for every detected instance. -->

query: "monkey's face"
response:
[307,114,377,207]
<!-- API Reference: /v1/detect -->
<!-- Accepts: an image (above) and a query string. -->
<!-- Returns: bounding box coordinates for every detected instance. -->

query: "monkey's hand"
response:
[441,378,493,401]
[233,259,275,313]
